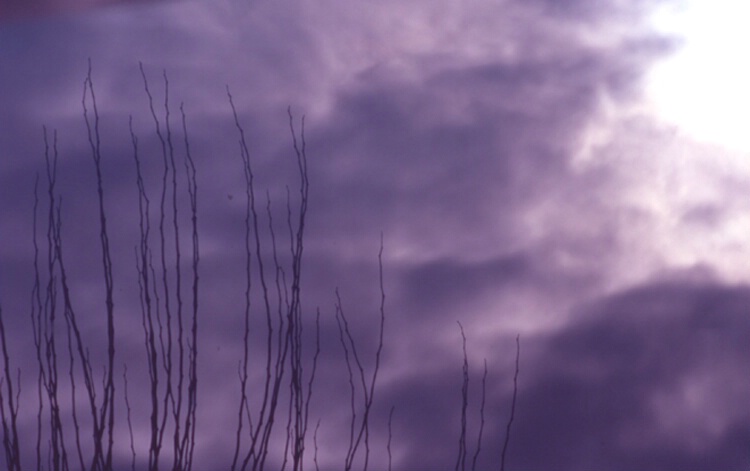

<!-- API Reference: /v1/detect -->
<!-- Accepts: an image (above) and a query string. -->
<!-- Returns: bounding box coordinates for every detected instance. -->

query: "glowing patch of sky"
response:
[647,0,750,154]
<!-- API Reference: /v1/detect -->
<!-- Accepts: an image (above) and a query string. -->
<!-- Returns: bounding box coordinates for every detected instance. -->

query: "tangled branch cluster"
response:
[0,64,519,471]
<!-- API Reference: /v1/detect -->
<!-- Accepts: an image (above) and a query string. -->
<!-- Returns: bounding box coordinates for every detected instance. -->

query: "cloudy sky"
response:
[1,0,749,470]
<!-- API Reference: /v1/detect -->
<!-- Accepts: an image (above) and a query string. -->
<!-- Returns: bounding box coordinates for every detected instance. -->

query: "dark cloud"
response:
[505,278,750,470]
[0,0,171,22]
[301,15,678,264]
[2,0,745,470]
[400,254,531,312]
[360,277,750,471]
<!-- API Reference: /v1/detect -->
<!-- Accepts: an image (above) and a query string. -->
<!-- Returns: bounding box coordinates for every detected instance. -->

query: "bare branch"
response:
[500,335,520,471]
[455,322,469,471]
[470,359,487,471]
[336,238,386,471]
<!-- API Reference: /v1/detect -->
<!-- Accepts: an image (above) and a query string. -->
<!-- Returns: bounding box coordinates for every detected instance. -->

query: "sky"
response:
[0,0,749,470]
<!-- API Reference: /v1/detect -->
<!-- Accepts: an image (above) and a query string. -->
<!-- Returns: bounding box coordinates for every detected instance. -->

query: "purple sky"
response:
[1,0,749,470]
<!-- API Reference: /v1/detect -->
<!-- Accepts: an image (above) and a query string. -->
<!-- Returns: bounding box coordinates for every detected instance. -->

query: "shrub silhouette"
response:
[0,63,518,471]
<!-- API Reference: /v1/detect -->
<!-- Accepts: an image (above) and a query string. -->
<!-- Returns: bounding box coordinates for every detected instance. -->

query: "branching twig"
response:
[456,323,489,471]
[138,64,200,471]
[336,237,386,471]
[500,335,520,471]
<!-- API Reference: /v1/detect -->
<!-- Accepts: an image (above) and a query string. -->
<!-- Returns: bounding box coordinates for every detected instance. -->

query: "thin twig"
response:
[500,335,520,471]
[455,322,469,471]
[470,359,487,471]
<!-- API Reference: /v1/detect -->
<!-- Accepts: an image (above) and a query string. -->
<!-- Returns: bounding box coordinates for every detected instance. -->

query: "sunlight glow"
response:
[647,0,750,153]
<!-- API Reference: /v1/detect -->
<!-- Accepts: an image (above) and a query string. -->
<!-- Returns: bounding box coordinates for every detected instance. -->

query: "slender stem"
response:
[500,335,520,471]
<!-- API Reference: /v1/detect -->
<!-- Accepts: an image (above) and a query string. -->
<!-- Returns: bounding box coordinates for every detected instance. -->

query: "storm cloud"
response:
[1,0,748,470]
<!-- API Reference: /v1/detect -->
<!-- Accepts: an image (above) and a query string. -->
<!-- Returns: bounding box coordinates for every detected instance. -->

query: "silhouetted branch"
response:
[226,93,315,471]
[456,323,489,471]
[0,304,22,471]
[336,237,386,471]
[313,419,321,471]
[455,322,469,471]
[83,59,117,471]
[137,64,200,471]
[500,335,520,471]
[0,64,529,471]
[180,101,200,471]
[30,172,44,471]
[470,359,487,471]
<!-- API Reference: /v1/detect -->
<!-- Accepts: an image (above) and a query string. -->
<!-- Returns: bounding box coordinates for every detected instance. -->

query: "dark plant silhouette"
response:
[500,334,520,471]
[0,64,519,471]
